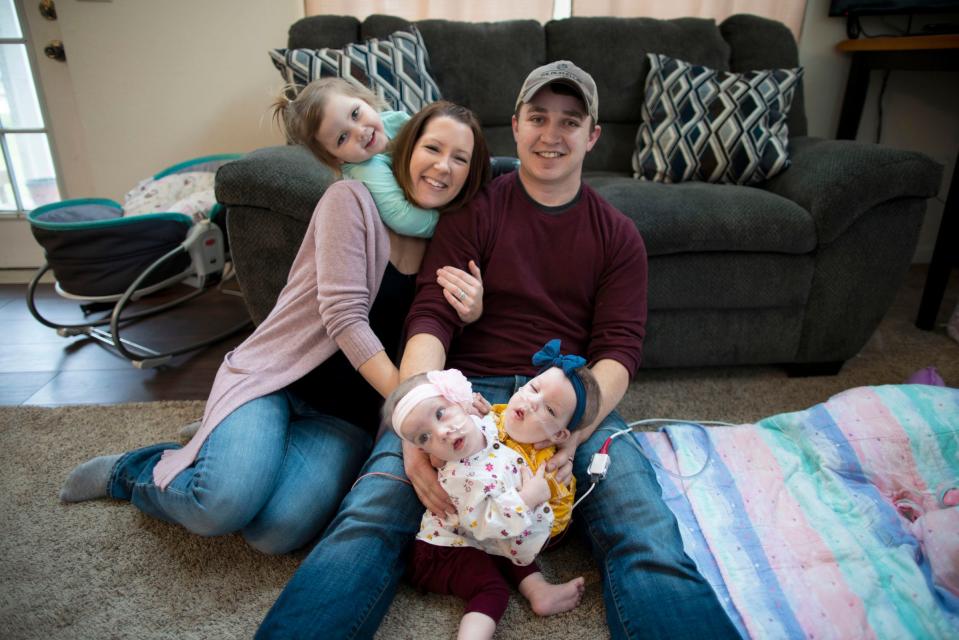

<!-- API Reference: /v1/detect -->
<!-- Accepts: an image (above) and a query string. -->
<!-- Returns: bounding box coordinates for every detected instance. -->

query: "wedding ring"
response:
[458,288,467,301]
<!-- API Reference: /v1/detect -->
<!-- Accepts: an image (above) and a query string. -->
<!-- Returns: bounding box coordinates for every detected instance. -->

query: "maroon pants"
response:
[408,540,539,623]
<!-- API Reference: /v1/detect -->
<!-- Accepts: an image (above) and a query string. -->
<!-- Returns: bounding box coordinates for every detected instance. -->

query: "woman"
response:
[60,101,491,556]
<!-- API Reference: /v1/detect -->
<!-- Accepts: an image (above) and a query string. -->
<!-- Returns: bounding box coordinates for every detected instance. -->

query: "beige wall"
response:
[4,0,955,269]
[54,0,303,199]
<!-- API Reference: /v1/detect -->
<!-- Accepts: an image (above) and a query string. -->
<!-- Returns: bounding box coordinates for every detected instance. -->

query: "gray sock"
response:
[60,454,121,503]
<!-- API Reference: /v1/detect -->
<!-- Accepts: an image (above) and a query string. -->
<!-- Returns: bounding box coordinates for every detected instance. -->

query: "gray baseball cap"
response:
[515,60,598,123]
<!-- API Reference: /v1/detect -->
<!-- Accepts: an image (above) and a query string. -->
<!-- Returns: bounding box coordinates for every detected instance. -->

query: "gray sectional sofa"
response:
[215,13,943,374]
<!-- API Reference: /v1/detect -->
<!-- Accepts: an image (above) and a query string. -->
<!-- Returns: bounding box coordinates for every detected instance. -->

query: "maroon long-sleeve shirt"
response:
[406,173,648,378]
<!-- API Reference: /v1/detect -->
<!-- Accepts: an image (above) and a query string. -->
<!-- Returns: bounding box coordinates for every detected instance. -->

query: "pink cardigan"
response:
[152,181,391,489]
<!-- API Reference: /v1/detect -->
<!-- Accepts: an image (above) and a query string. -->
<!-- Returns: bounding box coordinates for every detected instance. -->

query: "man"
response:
[400,61,739,639]
[257,62,737,640]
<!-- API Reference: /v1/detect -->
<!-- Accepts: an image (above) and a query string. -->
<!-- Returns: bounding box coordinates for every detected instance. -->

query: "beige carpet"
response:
[2,271,957,639]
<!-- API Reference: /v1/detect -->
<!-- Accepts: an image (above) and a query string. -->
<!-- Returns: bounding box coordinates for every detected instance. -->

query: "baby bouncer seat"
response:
[26,154,252,369]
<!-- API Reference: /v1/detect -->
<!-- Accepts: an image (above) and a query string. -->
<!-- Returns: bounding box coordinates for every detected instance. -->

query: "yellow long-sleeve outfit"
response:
[492,404,576,537]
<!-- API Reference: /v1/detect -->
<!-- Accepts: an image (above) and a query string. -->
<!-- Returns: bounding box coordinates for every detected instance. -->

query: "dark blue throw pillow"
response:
[633,53,803,185]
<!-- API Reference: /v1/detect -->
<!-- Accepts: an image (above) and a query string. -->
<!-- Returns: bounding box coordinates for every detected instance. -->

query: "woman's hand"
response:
[536,435,579,485]
[437,260,483,323]
[403,440,455,516]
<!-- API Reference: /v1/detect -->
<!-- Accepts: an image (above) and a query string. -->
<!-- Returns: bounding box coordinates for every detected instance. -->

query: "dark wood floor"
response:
[0,280,252,406]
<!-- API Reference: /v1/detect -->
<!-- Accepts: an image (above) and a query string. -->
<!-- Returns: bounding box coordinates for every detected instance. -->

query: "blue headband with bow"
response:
[531,339,587,431]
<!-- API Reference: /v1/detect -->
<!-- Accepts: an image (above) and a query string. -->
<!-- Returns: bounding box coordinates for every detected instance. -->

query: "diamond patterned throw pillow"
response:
[633,53,803,185]
[270,27,441,115]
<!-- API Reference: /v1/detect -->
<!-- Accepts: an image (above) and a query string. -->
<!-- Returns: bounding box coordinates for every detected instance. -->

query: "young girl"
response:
[385,342,600,640]
[273,77,482,315]
[274,77,435,237]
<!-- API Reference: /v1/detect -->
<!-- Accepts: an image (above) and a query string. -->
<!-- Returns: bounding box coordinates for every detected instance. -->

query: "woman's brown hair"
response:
[390,101,491,212]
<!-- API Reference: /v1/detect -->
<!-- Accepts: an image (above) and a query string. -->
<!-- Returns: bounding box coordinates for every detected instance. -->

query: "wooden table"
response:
[835,35,958,330]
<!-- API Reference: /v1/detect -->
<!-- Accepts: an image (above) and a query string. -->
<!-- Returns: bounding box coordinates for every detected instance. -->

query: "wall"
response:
[57,0,303,197]
[799,0,959,262]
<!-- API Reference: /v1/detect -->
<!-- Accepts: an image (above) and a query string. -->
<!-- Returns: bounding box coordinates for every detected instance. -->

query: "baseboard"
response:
[0,269,53,284]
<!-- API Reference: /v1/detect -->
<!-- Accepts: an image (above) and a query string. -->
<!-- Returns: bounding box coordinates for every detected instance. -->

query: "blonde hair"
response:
[270,78,388,171]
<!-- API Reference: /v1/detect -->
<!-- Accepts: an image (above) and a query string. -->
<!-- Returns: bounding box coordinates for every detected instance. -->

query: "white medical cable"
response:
[571,481,596,510]
[571,417,735,511]
[605,418,732,480]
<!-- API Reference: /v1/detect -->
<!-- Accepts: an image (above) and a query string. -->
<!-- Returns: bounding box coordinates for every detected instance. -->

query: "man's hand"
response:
[534,435,578,485]
[530,358,628,485]
[518,465,550,509]
[469,392,491,417]
[403,440,455,516]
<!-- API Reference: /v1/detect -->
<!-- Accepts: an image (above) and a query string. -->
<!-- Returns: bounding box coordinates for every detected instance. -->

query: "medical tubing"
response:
[571,481,597,510]
[596,418,733,481]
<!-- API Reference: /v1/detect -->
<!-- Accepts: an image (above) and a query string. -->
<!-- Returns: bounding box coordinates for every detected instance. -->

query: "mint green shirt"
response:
[342,110,439,238]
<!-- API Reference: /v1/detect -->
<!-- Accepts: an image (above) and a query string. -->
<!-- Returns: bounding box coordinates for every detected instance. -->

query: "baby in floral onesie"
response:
[387,343,600,639]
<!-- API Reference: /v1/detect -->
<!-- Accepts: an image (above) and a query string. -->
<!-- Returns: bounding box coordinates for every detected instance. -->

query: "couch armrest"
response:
[214,144,336,225]
[763,136,942,244]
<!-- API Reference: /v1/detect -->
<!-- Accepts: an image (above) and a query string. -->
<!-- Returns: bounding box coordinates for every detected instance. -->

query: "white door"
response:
[0,0,92,270]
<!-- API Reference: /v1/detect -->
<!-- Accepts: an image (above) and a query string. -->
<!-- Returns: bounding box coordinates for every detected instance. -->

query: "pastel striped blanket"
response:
[634,384,959,639]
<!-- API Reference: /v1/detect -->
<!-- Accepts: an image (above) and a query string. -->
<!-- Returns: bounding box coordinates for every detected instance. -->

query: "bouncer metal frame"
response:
[26,219,251,369]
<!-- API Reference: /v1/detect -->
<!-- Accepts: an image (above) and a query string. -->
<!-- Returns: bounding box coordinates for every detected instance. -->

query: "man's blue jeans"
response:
[257,375,739,639]
[108,390,373,555]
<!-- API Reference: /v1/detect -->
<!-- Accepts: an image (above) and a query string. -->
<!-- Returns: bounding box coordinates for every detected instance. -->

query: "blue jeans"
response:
[108,390,373,555]
[256,429,424,638]
[257,375,739,639]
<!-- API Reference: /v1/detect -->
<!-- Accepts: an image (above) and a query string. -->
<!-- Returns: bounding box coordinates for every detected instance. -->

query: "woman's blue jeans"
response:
[108,390,373,555]
[256,376,739,639]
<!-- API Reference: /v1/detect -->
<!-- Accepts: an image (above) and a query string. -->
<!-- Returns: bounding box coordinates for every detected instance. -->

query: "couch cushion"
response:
[647,253,813,310]
[633,53,803,185]
[585,174,815,256]
[271,26,441,115]
[288,15,361,50]
[642,307,804,367]
[363,15,545,129]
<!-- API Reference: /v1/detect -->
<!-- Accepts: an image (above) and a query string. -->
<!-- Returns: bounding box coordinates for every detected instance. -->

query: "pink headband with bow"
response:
[392,369,473,438]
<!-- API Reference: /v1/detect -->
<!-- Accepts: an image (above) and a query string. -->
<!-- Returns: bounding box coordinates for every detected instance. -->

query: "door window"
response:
[0,0,60,214]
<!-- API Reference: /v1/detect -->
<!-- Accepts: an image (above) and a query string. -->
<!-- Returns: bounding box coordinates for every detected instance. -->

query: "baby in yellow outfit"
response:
[491,338,603,538]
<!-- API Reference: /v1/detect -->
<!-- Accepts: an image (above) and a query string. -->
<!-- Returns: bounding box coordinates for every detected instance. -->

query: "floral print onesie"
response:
[414,414,553,565]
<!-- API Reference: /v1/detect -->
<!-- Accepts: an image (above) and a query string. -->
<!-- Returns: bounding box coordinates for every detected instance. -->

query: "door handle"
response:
[44,40,66,62]
[39,0,57,20]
